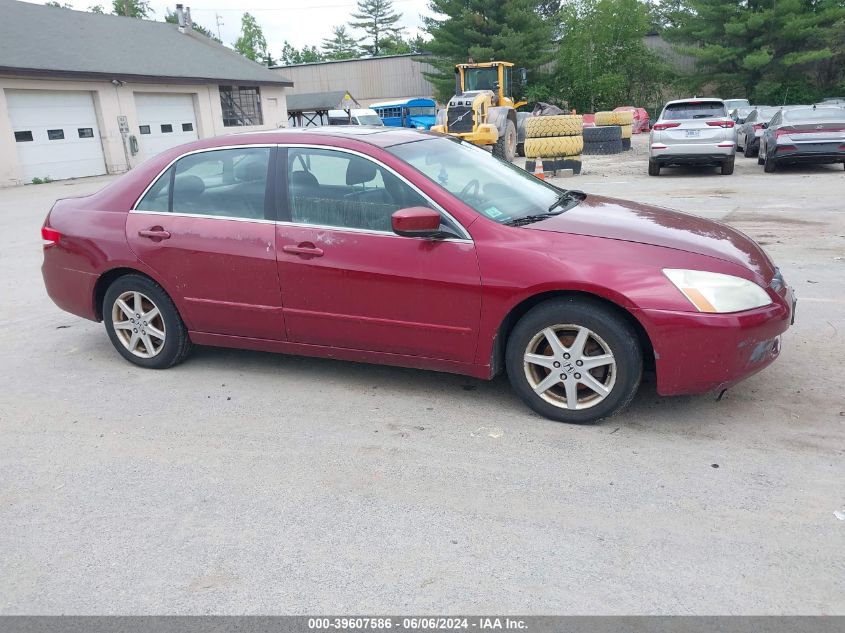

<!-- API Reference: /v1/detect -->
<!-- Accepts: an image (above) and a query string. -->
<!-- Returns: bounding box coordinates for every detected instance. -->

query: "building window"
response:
[139,125,151,135]
[219,85,263,127]
[47,129,65,140]
[161,124,173,133]
[78,128,94,138]
[14,131,33,142]
[182,123,193,132]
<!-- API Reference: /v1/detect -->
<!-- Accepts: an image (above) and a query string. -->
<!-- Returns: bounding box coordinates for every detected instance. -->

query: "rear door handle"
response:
[282,243,324,257]
[138,228,171,240]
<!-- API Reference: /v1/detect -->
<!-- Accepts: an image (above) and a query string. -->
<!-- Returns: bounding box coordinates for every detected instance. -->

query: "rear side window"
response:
[136,147,271,220]
[663,102,726,120]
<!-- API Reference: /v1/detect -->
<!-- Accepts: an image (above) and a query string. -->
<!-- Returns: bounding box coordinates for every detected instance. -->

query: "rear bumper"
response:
[42,257,99,321]
[772,145,845,164]
[651,143,735,163]
[637,288,795,396]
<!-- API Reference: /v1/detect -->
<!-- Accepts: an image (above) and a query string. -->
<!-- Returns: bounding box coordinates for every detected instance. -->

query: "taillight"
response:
[753,124,763,131]
[41,226,61,246]
[706,120,735,128]
[776,126,795,138]
[652,122,680,131]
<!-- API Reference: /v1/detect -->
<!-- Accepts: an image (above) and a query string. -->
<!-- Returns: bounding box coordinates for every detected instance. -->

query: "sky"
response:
[30,0,434,57]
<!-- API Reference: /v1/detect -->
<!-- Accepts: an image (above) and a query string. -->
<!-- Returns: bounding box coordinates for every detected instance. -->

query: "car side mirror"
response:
[762,122,769,129]
[391,207,443,238]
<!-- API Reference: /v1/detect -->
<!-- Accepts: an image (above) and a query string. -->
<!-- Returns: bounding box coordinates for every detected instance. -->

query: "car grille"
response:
[447,106,474,133]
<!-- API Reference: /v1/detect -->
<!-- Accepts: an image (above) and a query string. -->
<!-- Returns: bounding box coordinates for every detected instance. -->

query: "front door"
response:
[127,146,285,340]
[275,146,481,362]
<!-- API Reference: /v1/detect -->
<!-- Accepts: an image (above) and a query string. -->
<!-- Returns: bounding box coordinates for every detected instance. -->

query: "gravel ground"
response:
[1,133,843,614]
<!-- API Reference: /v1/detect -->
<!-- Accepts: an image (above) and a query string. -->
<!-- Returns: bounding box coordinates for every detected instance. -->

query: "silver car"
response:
[759,105,845,173]
[648,98,737,176]
[736,106,780,158]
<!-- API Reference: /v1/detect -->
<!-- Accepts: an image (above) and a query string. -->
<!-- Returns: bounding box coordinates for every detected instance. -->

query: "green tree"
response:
[547,0,670,112]
[45,2,74,8]
[112,0,152,18]
[280,41,325,65]
[89,5,105,13]
[234,12,268,62]
[164,8,222,43]
[665,0,845,103]
[350,0,404,56]
[421,0,556,102]
[321,26,361,60]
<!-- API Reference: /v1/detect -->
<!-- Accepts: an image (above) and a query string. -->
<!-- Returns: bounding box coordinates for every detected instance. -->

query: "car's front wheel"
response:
[505,298,643,424]
[103,274,192,369]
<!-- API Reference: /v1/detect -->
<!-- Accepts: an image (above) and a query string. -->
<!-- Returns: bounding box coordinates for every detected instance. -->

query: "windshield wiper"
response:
[503,190,586,227]
[503,210,565,227]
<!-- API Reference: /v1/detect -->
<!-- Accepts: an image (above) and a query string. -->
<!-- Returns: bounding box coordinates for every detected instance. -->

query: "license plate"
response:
[685,130,700,138]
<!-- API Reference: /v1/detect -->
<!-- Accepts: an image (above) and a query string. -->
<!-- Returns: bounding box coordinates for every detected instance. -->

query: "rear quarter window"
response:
[663,102,726,120]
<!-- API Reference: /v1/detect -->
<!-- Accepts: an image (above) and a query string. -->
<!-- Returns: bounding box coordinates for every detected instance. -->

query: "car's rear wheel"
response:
[764,152,777,173]
[744,140,756,158]
[103,274,192,369]
[648,159,660,176]
[505,298,643,424]
[721,158,735,175]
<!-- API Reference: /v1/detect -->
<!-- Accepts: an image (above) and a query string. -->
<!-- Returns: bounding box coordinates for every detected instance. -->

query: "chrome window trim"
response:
[280,143,473,242]
[274,220,473,244]
[130,143,277,213]
[130,209,276,225]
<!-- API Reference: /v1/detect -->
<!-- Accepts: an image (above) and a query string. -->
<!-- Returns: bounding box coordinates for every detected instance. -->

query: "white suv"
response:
[649,98,737,176]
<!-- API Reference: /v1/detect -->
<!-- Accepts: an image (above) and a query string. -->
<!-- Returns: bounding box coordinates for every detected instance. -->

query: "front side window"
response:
[389,137,569,225]
[287,148,455,234]
[219,85,263,127]
[136,147,270,220]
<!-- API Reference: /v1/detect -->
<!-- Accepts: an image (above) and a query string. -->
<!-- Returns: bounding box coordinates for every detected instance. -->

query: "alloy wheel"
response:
[523,324,616,410]
[111,291,166,358]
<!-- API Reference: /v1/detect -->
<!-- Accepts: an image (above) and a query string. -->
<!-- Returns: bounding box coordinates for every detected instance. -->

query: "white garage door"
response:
[7,90,107,182]
[134,93,199,160]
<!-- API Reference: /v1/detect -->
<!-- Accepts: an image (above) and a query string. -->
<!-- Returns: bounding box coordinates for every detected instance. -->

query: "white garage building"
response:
[0,0,292,187]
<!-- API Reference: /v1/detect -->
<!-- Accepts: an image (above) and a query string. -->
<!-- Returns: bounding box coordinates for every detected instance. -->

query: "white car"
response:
[327,108,384,126]
[649,98,737,176]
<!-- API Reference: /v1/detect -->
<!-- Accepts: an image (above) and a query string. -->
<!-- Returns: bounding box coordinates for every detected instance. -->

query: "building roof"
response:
[286,90,360,112]
[0,0,292,86]
[271,52,432,70]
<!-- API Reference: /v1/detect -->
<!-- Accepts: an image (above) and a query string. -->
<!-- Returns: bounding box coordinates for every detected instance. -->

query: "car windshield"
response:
[357,115,384,126]
[783,108,844,122]
[388,137,572,224]
[408,107,436,116]
[663,102,726,120]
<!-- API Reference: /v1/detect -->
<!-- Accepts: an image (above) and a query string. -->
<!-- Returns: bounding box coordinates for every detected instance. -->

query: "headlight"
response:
[663,269,772,313]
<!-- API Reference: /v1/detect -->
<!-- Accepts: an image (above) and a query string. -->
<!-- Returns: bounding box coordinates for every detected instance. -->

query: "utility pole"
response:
[215,12,224,40]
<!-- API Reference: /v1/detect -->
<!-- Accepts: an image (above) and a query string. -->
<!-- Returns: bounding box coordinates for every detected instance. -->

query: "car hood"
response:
[528,194,775,280]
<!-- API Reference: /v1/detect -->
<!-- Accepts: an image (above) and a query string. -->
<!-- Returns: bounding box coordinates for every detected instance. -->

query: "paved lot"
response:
[1,134,843,614]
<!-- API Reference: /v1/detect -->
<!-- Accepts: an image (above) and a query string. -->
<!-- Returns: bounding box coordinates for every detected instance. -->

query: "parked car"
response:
[648,98,737,176]
[327,108,384,126]
[723,98,751,112]
[613,106,650,133]
[41,127,795,424]
[758,105,845,172]
[730,107,754,125]
[736,106,779,157]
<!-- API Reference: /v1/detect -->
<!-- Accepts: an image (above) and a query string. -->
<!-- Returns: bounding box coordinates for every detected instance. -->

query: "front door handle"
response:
[282,243,324,257]
[138,227,171,241]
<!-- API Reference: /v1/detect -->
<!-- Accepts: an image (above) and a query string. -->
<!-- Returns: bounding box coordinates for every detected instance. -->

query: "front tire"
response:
[493,119,517,162]
[505,298,643,424]
[103,274,192,369]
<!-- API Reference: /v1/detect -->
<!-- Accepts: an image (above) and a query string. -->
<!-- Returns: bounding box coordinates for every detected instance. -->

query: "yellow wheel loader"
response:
[431,61,528,162]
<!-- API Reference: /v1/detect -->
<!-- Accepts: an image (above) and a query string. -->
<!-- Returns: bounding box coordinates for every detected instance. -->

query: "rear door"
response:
[127,145,285,340]
[274,146,482,362]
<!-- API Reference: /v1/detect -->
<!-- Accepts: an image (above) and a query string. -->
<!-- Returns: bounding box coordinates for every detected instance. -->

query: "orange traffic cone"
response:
[533,157,545,180]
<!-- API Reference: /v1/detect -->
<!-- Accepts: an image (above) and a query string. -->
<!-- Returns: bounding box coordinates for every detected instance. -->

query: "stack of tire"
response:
[523,115,583,175]
[585,110,634,154]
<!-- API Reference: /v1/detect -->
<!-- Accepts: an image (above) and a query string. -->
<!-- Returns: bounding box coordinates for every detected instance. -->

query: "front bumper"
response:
[448,124,498,146]
[636,287,795,396]
[651,143,735,164]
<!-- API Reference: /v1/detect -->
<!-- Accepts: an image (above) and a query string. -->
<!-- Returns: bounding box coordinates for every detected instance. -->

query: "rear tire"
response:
[103,274,192,369]
[764,152,777,173]
[744,140,756,158]
[648,159,660,176]
[721,158,735,175]
[493,119,517,162]
[505,298,642,424]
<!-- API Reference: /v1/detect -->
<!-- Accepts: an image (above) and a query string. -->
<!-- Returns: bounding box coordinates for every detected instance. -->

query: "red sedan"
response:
[41,127,795,423]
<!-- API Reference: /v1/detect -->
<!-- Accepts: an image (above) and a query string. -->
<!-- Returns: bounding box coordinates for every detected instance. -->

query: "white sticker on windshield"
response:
[483,206,503,218]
